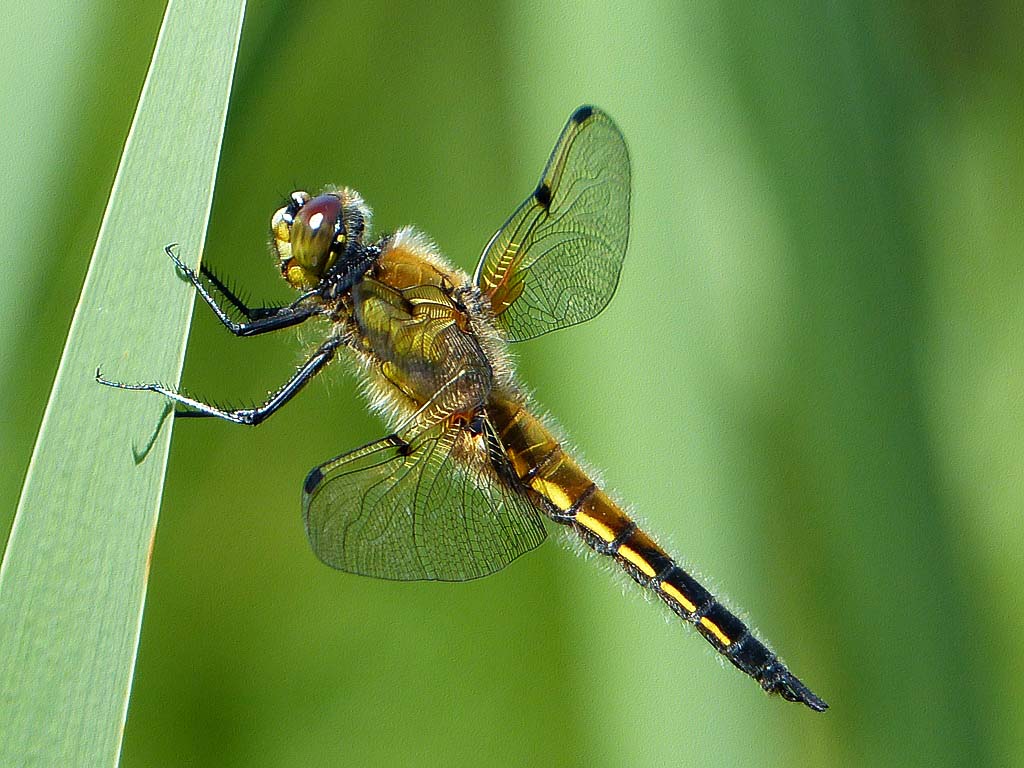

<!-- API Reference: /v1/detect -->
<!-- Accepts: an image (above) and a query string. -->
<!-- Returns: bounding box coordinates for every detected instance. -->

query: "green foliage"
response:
[0,1,244,764]
[2,2,1022,768]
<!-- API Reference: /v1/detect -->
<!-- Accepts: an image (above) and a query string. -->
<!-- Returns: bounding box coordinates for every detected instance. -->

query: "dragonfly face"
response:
[271,189,370,290]
[98,106,827,712]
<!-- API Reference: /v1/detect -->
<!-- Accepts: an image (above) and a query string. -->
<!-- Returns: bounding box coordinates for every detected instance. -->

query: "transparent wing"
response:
[302,419,547,582]
[474,105,630,342]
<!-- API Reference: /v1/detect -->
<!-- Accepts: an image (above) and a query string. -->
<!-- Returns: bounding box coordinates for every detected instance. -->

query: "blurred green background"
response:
[2,1,1022,766]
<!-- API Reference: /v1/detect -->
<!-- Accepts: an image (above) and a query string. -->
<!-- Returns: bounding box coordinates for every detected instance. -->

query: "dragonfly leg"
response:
[165,244,318,337]
[96,337,342,426]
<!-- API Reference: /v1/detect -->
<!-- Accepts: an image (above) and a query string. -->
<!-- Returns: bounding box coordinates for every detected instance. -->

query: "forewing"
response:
[302,421,547,581]
[474,105,630,341]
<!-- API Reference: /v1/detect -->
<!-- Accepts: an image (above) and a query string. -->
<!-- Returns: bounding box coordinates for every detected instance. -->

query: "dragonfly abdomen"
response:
[489,394,827,711]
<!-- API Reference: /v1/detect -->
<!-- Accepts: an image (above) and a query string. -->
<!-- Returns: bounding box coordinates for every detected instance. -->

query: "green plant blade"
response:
[0,1,246,765]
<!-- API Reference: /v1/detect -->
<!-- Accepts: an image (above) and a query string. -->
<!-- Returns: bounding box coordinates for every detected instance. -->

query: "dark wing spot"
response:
[571,104,595,124]
[534,183,552,210]
[304,466,324,495]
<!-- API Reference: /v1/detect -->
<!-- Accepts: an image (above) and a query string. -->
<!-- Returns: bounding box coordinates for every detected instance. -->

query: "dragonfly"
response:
[99,105,827,711]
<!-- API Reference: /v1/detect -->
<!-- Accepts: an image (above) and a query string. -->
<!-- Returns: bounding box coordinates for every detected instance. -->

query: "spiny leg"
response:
[96,337,342,426]
[164,244,318,337]
[198,262,279,320]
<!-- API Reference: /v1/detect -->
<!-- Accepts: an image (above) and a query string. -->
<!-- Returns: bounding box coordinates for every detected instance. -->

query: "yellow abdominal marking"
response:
[659,581,697,613]
[530,478,574,511]
[700,617,731,646]
[617,545,656,577]
[574,511,617,542]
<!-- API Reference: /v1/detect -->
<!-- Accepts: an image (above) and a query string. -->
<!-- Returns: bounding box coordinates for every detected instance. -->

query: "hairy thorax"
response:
[340,227,515,429]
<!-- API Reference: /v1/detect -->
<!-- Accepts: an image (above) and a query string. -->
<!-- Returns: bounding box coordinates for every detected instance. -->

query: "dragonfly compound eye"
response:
[283,193,343,288]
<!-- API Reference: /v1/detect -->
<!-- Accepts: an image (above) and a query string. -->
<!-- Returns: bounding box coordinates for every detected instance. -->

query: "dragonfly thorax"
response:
[271,188,371,290]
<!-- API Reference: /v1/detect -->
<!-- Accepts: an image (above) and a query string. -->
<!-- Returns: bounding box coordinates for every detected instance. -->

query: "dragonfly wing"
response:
[302,419,547,581]
[474,105,630,342]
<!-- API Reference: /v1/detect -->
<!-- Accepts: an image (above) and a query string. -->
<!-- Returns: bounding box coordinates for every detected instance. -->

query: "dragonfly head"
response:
[271,188,371,290]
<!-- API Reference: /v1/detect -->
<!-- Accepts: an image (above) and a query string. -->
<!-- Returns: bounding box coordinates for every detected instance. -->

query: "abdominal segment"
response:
[487,393,824,707]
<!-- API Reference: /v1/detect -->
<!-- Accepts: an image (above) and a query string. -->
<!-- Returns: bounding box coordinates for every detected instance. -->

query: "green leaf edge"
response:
[0,1,246,765]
